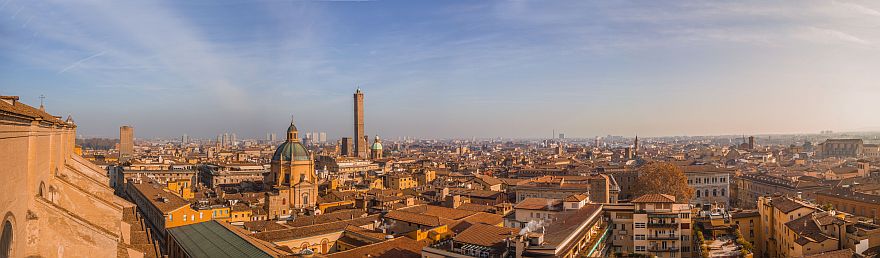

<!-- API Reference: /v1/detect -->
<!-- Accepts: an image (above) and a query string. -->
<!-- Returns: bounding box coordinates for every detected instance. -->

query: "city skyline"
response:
[3,1,880,138]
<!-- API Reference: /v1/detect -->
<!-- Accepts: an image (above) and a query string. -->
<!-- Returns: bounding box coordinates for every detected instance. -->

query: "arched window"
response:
[48,185,57,203]
[321,239,329,253]
[300,242,309,250]
[1,220,13,258]
[302,193,309,206]
[38,182,46,198]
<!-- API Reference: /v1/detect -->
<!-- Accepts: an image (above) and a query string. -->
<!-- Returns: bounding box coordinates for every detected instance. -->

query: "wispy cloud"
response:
[58,50,106,74]
[834,0,880,17]
[2,1,880,138]
[804,27,871,45]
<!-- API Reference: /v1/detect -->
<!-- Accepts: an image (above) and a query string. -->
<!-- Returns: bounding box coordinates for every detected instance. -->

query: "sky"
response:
[2,0,880,139]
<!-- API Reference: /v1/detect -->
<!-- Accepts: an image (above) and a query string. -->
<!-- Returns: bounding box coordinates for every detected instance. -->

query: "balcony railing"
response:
[647,235,678,240]
[647,213,679,218]
[647,222,678,228]
[648,246,679,252]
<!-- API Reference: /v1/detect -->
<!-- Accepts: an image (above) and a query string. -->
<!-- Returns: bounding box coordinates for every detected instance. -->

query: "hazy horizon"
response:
[3,1,880,139]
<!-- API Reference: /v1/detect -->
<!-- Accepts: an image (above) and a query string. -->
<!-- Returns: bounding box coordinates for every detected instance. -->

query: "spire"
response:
[287,115,298,142]
[39,94,45,112]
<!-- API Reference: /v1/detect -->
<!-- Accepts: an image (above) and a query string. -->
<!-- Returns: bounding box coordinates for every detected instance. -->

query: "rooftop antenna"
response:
[39,94,45,111]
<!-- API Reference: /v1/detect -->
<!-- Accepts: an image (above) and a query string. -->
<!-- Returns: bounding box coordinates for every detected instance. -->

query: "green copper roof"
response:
[272,141,310,161]
[167,220,273,258]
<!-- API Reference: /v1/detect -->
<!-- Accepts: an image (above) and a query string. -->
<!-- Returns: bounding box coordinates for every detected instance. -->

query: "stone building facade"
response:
[819,139,864,158]
[0,96,142,257]
[267,121,318,214]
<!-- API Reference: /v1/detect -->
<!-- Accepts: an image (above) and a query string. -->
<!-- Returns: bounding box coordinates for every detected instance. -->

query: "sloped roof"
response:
[770,197,815,213]
[785,214,836,246]
[564,194,588,202]
[167,221,276,258]
[384,210,441,227]
[631,194,676,203]
[453,223,518,249]
[514,198,561,210]
[0,96,67,125]
[325,237,428,258]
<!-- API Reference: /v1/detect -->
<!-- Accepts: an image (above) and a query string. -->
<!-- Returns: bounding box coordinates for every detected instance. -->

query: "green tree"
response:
[633,162,695,203]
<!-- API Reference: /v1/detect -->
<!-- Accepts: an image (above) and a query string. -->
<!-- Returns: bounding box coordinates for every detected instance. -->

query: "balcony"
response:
[647,213,679,218]
[647,235,678,240]
[648,246,679,252]
[647,222,678,228]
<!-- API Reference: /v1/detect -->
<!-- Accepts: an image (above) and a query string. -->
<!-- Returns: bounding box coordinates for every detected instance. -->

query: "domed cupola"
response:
[272,120,310,161]
[370,135,383,150]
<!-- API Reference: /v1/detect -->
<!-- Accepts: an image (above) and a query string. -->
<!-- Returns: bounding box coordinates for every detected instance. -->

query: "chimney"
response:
[0,96,19,105]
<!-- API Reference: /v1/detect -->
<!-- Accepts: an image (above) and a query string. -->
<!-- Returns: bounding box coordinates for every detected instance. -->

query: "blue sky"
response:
[2,0,880,139]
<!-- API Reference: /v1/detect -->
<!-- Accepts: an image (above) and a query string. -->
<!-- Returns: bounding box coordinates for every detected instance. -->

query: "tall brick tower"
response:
[120,125,134,161]
[354,88,366,158]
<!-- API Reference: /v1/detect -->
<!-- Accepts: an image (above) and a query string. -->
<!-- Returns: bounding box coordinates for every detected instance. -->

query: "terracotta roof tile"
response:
[631,194,676,203]
[515,198,562,210]
[384,210,441,227]
[453,223,518,249]
[325,237,428,258]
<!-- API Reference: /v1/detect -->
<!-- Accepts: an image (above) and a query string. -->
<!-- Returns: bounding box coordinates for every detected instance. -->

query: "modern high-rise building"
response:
[181,134,188,144]
[119,125,134,160]
[319,132,327,143]
[354,88,366,159]
[341,137,352,157]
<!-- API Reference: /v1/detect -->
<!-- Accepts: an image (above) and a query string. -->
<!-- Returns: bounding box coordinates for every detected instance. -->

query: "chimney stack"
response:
[0,96,19,105]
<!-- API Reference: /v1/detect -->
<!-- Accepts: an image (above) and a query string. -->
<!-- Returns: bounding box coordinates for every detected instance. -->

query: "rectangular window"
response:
[635,234,646,240]
[635,246,646,252]
[169,214,173,221]
[635,223,646,228]
[681,223,690,229]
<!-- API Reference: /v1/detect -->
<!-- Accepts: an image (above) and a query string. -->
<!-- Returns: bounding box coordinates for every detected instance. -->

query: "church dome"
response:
[273,120,310,161]
[273,141,310,161]
[370,136,382,150]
